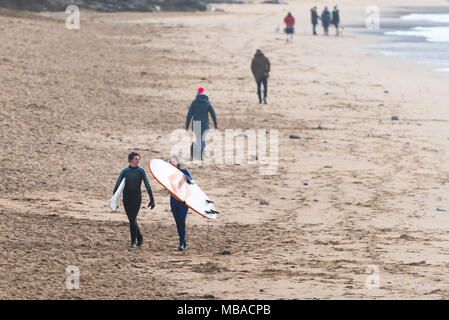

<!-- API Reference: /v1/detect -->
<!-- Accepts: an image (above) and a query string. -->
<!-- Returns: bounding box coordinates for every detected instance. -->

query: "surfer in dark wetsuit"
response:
[169,155,193,251]
[113,152,155,248]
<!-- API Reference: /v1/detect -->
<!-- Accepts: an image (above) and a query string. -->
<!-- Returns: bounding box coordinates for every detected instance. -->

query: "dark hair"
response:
[128,152,140,162]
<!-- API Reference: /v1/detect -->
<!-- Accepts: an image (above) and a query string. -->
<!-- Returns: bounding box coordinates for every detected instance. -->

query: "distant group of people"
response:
[311,5,341,36]
[282,6,342,40]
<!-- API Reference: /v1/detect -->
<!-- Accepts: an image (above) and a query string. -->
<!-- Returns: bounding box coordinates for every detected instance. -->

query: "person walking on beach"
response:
[168,155,194,251]
[186,87,218,160]
[251,49,270,104]
[113,152,155,248]
[311,6,320,35]
[283,12,295,43]
[321,7,331,36]
[332,5,341,36]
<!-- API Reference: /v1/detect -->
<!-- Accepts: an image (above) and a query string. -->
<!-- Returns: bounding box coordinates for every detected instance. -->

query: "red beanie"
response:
[197,87,204,94]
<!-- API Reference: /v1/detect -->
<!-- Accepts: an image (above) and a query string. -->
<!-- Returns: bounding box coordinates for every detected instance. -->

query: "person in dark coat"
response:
[311,6,320,35]
[251,49,271,104]
[321,7,331,36]
[332,5,341,36]
[185,87,218,160]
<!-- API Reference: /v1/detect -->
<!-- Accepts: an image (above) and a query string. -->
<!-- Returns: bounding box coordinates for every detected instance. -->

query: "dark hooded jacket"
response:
[251,51,271,82]
[311,8,319,25]
[322,9,331,27]
[186,94,217,134]
[332,9,340,25]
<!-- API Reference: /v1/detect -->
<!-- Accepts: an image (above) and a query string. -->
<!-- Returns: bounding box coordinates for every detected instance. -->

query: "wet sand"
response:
[1,0,449,299]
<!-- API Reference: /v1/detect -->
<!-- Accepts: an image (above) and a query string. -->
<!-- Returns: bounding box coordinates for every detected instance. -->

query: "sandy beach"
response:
[1,0,449,299]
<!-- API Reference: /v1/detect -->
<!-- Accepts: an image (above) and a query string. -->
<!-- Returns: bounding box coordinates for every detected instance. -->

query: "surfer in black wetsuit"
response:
[113,152,155,248]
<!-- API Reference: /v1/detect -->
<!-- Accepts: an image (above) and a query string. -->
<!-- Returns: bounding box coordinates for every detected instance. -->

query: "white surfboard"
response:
[149,159,217,219]
[109,177,125,211]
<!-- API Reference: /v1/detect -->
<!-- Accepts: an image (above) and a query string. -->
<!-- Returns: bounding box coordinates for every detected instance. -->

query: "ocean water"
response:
[369,13,449,72]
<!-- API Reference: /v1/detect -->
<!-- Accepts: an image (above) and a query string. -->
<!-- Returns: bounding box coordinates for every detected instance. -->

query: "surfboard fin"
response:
[206,199,214,204]
[206,209,219,215]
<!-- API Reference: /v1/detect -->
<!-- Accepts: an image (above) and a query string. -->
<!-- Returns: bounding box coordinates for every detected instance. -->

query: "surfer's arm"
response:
[113,170,126,194]
[140,168,154,200]
[182,169,194,185]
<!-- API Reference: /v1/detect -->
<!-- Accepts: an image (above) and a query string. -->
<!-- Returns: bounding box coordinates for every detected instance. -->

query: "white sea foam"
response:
[401,13,449,24]
[385,26,449,43]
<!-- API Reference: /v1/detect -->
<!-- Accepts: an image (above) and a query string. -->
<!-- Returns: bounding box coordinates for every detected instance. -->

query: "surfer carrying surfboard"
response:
[113,152,155,248]
[169,155,193,251]
[185,87,218,160]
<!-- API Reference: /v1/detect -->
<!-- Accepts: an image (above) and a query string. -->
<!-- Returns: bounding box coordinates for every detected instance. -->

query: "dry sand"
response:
[1,0,449,299]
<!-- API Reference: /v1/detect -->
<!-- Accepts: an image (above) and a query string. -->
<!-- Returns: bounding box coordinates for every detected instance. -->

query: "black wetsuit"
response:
[114,166,154,245]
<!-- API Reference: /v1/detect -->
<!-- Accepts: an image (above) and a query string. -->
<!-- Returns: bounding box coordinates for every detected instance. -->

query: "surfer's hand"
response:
[148,199,155,209]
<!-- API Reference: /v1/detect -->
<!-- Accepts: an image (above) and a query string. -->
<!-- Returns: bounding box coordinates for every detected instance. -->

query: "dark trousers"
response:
[171,200,189,246]
[257,77,268,103]
[124,197,143,245]
[313,23,317,35]
[324,25,329,35]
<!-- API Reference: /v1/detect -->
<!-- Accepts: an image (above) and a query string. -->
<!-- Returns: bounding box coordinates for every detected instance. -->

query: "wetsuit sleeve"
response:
[209,103,218,128]
[140,168,154,200]
[182,169,192,179]
[186,103,194,130]
[113,169,126,195]
[181,169,193,184]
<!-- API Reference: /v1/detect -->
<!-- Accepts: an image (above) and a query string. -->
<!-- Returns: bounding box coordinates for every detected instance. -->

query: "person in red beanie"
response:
[186,87,218,160]
[284,12,295,43]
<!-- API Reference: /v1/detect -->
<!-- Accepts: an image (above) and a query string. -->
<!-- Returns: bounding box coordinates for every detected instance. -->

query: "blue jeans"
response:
[257,77,268,102]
